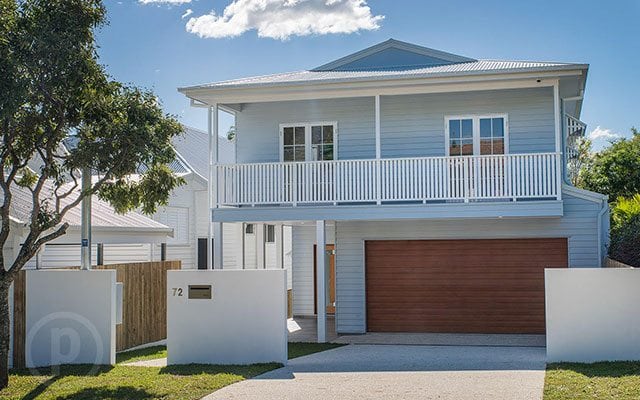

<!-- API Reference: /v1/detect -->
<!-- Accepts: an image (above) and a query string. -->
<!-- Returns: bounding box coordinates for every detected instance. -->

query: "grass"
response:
[116,346,168,364]
[1,342,343,400]
[544,362,640,400]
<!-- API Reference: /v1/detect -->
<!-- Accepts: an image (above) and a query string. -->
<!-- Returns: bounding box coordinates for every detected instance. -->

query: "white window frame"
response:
[444,114,509,156]
[279,121,338,162]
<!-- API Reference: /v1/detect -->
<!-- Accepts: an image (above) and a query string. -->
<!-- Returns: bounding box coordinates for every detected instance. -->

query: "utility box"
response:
[167,270,287,365]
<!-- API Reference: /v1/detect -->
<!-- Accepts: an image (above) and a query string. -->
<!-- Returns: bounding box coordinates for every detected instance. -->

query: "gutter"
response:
[597,199,609,267]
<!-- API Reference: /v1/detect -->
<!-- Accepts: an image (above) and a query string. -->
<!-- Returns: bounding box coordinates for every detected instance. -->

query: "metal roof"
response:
[6,180,170,231]
[181,60,588,92]
[172,126,235,177]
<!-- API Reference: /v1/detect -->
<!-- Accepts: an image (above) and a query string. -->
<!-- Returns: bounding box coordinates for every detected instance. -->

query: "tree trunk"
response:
[0,280,11,390]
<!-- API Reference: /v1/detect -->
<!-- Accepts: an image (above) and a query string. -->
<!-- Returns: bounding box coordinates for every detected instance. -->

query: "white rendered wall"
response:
[26,270,116,367]
[167,270,287,365]
[546,268,640,362]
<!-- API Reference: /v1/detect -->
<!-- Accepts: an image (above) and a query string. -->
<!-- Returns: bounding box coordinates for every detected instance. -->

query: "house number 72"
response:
[172,288,183,297]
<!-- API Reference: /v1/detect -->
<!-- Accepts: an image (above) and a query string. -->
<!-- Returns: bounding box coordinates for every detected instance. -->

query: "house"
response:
[178,39,609,341]
[5,180,173,269]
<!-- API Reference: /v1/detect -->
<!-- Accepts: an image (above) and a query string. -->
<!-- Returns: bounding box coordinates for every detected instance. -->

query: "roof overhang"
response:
[180,67,588,106]
[54,225,174,244]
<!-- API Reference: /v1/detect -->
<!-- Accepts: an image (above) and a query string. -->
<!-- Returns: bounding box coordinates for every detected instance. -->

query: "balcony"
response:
[215,152,561,208]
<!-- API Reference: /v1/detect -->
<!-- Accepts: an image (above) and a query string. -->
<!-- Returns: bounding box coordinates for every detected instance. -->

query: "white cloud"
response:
[181,8,193,19]
[139,0,191,4]
[186,0,384,40]
[588,126,622,141]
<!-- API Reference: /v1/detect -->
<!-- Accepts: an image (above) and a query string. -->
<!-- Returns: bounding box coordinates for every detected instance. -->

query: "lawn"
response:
[545,362,640,400]
[0,342,342,400]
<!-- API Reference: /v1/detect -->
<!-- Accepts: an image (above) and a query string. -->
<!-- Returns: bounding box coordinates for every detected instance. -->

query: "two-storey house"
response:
[179,39,608,342]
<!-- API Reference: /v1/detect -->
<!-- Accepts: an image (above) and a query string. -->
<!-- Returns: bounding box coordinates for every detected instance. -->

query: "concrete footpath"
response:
[202,344,546,400]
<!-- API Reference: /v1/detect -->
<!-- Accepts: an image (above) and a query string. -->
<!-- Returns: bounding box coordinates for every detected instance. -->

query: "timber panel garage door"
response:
[365,238,568,334]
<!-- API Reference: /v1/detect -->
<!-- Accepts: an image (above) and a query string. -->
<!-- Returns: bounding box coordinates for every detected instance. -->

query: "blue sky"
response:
[97,0,639,149]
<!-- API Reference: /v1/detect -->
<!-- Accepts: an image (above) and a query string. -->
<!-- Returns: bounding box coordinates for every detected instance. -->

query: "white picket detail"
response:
[216,153,560,207]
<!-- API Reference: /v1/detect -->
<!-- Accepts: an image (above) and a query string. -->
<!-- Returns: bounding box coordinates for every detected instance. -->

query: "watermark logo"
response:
[26,311,104,376]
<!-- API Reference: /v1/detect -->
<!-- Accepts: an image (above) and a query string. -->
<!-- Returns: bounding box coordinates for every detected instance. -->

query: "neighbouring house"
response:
[5,181,173,269]
[151,126,292,279]
[179,39,609,340]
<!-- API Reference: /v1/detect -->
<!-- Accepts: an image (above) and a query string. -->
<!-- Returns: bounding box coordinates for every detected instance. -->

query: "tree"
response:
[581,128,640,200]
[567,137,592,187]
[227,125,236,141]
[0,0,183,388]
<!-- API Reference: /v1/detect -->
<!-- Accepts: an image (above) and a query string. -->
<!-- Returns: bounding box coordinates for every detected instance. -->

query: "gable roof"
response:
[6,180,171,232]
[312,39,476,71]
[179,39,588,94]
[172,126,236,178]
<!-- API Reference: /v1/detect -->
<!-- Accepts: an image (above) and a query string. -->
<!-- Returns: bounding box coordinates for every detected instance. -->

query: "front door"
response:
[314,244,336,315]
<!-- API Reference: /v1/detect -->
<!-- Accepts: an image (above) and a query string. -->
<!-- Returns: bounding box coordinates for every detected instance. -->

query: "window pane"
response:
[449,120,461,139]
[265,225,275,243]
[311,126,322,144]
[492,118,504,137]
[323,126,334,143]
[461,139,474,155]
[294,146,305,161]
[283,147,294,161]
[322,145,334,160]
[283,127,294,145]
[492,138,505,154]
[294,126,305,144]
[480,139,492,155]
[461,119,473,138]
[449,139,461,156]
[245,224,254,234]
[480,118,492,138]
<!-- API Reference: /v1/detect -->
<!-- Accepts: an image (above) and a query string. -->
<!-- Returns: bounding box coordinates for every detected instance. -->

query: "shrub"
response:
[609,195,640,267]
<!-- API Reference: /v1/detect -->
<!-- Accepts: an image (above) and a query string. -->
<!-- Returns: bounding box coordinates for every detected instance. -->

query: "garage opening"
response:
[365,238,568,334]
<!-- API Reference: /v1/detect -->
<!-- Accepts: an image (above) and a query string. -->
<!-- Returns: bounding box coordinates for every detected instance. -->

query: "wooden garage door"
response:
[365,238,568,334]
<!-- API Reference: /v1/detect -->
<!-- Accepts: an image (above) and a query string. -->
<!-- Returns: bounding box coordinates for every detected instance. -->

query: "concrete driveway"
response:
[203,344,546,400]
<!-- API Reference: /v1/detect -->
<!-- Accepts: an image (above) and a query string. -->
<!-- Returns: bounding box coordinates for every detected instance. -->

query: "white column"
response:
[207,104,219,269]
[553,81,562,200]
[375,95,381,204]
[275,224,283,270]
[80,167,92,270]
[213,222,223,269]
[315,220,327,343]
[375,95,381,158]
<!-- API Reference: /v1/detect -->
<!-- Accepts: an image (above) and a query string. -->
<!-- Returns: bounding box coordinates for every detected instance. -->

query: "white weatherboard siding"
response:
[292,224,335,316]
[380,87,554,157]
[154,183,198,269]
[237,97,375,163]
[234,87,554,163]
[334,191,603,333]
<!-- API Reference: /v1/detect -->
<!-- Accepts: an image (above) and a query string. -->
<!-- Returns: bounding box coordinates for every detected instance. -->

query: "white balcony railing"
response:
[215,153,561,207]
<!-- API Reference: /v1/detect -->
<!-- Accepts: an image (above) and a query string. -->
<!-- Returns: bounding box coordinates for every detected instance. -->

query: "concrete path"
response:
[203,344,546,400]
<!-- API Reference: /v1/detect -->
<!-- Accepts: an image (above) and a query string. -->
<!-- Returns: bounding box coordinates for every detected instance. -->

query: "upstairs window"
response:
[446,115,508,156]
[479,117,505,155]
[280,122,337,162]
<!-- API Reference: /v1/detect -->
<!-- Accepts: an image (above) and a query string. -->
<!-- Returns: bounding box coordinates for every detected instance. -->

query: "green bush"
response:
[609,195,640,267]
